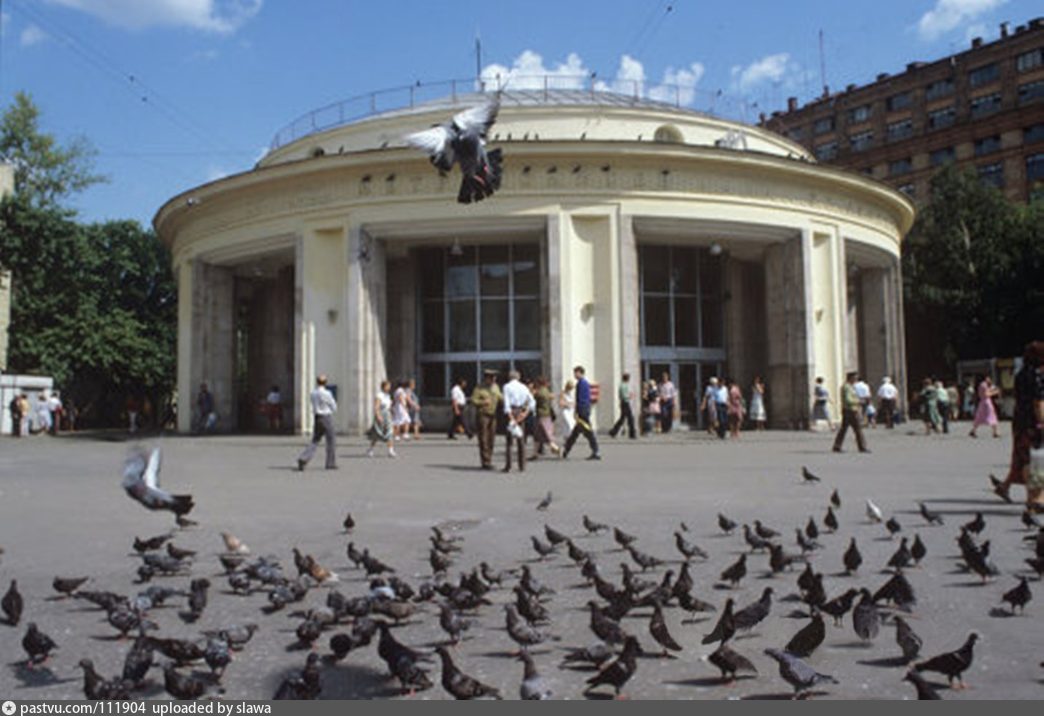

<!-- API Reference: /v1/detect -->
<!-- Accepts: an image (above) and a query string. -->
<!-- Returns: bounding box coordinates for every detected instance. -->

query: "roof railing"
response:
[268,75,756,151]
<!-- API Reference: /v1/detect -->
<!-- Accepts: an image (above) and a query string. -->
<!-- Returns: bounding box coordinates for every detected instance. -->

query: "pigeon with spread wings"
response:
[406,97,503,204]
[122,447,194,516]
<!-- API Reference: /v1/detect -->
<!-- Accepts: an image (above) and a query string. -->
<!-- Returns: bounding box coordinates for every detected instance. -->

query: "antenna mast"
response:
[475,33,482,84]
[818,29,828,96]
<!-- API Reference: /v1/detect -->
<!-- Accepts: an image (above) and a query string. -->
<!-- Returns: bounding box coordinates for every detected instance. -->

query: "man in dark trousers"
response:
[501,370,532,473]
[833,371,870,453]
[471,369,501,470]
[563,365,601,460]
[297,374,338,471]
[609,372,637,439]
[447,376,473,439]
[9,394,22,437]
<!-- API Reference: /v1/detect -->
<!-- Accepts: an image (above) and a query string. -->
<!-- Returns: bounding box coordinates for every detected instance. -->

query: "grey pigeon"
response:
[763,648,838,698]
[518,651,552,700]
[894,616,922,663]
[852,589,880,641]
[121,447,194,515]
[405,97,503,204]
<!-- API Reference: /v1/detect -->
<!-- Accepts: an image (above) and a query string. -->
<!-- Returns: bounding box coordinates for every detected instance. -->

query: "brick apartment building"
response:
[761,17,1044,204]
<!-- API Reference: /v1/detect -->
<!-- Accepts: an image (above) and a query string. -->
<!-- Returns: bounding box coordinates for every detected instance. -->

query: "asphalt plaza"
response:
[0,424,1040,700]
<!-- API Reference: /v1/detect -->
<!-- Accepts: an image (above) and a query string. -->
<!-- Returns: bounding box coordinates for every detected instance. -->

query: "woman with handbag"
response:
[994,342,1044,511]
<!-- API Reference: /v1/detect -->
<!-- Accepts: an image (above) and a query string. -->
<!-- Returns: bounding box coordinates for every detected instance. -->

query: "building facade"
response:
[154,90,913,435]
[761,18,1044,203]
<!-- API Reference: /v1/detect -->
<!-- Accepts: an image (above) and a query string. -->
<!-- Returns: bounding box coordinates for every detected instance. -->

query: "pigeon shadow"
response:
[582,691,617,700]
[741,691,799,700]
[7,662,73,689]
[830,640,875,649]
[943,581,990,588]
[426,464,493,473]
[666,675,757,688]
[987,607,1017,618]
[858,655,910,668]
[305,662,401,699]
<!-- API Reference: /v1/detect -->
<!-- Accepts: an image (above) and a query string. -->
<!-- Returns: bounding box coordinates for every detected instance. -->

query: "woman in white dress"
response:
[390,381,411,440]
[559,380,576,439]
[749,376,767,431]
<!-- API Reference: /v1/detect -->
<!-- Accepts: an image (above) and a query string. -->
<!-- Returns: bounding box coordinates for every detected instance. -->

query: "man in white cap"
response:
[876,376,898,429]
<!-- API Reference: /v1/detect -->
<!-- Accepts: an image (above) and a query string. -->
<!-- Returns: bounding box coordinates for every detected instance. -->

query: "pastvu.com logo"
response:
[2,700,16,716]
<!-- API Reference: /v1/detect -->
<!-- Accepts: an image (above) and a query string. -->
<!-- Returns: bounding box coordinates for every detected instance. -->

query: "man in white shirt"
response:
[876,376,898,429]
[447,376,473,439]
[47,391,63,435]
[297,374,338,471]
[501,370,532,473]
[854,377,871,426]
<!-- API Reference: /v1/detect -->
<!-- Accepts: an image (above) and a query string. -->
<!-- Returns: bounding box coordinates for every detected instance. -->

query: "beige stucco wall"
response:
[156,100,913,434]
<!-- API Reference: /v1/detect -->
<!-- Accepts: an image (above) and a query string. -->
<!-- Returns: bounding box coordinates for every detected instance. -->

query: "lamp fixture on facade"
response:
[449,237,464,257]
[709,241,723,256]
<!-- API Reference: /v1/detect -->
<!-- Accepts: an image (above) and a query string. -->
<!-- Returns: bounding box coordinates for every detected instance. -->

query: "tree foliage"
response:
[902,165,1044,377]
[0,91,105,208]
[0,93,176,426]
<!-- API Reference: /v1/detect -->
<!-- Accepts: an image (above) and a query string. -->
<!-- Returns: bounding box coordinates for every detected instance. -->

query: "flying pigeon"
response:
[122,447,194,516]
[406,96,503,204]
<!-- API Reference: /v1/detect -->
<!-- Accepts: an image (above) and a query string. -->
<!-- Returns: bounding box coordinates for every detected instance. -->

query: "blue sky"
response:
[1,0,1038,226]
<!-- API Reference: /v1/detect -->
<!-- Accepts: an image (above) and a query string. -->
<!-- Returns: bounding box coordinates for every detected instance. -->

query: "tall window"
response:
[814,141,838,161]
[889,158,912,176]
[639,245,724,352]
[930,146,956,166]
[977,162,1004,188]
[1026,153,1044,183]
[1025,123,1044,144]
[417,243,541,397]
[925,78,955,100]
[886,92,912,112]
[1019,80,1044,105]
[848,104,872,123]
[970,92,1002,118]
[849,130,874,152]
[974,135,1001,156]
[886,119,913,142]
[813,116,835,135]
[927,105,955,130]
[1017,48,1043,72]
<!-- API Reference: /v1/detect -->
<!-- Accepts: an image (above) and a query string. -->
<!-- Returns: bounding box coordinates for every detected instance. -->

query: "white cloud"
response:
[46,0,262,34]
[730,53,792,93]
[480,51,705,106]
[20,23,47,46]
[916,0,1007,41]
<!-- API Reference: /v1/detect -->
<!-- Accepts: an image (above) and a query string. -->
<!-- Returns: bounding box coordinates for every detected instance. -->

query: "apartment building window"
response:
[849,130,873,152]
[927,105,956,130]
[977,162,1004,188]
[930,147,956,166]
[974,135,1001,156]
[814,141,838,160]
[886,119,914,142]
[1025,123,1044,144]
[813,116,835,135]
[969,93,1002,118]
[886,92,912,112]
[1016,48,1044,72]
[1019,80,1044,105]
[897,183,916,198]
[889,158,913,176]
[968,63,999,88]
[786,127,805,141]
[925,77,955,100]
[848,104,872,123]
[1027,153,1044,182]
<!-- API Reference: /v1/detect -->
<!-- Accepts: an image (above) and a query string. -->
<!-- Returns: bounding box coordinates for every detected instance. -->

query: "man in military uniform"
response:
[471,369,501,470]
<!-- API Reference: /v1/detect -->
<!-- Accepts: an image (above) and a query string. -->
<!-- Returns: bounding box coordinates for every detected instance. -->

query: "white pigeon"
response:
[405,96,503,204]
[122,447,194,516]
[866,499,884,524]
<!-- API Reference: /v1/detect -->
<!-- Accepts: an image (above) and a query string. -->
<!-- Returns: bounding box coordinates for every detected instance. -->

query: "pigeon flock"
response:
[0,446,1041,701]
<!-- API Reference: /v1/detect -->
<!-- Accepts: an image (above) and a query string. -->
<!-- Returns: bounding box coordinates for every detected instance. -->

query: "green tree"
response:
[0,91,105,207]
[903,165,1044,378]
[0,93,176,426]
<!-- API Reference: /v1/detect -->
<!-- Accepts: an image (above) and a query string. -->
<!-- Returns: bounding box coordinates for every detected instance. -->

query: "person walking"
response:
[713,379,729,439]
[9,394,23,437]
[265,385,283,432]
[406,378,422,440]
[391,381,411,441]
[472,370,501,470]
[658,372,677,433]
[876,376,898,429]
[33,393,52,435]
[935,380,951,434]
[812,376,833,430]
[609,372,637,439]
[47,391,62,435]
[643,379,661,434]
[969,375,1001,438]
[558,380,576,438]
[196,383,216,434]
[854,376,871,426]
[563,365,600,460]
[919,378,942,435]
[366,380,396,458]
[699,377,719,435]
[749,376,767,431]
[532,377,561,456]
[447,376,473,439]
[296,374,339,471]
[832,371,870,453]
[993,341,1044,510]
[727,380,745,439]
[501,371,532,473]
